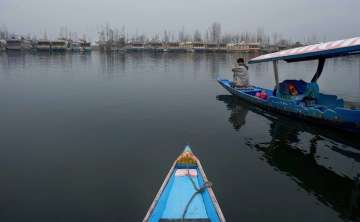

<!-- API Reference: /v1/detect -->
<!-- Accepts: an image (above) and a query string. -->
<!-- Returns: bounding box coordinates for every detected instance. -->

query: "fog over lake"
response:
[1,0,360,41]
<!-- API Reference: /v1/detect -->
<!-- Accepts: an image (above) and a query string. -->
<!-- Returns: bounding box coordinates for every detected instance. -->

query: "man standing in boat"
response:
[232,58,249,87]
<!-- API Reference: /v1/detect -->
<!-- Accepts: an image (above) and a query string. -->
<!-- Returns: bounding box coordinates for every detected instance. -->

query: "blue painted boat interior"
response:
[218,79,360,132]
[149,166,220,222]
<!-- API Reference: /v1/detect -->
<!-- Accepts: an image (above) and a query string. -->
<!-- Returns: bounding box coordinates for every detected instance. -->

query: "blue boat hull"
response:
[144,147,225,222]
[218,79,360,134]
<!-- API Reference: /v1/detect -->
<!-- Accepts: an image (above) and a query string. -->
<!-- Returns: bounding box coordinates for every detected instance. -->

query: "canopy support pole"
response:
[311,58,326,82]
[273,60,280,91]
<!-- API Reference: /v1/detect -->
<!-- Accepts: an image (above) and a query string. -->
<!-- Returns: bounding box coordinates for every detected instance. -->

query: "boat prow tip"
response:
[184,145,192,153]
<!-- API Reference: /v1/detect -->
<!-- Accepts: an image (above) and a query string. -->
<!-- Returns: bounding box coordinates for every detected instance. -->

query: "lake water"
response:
[0,51,359,221]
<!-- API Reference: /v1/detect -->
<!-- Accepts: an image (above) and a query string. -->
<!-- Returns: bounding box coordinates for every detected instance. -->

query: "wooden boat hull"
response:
[144,147,225,222]
[218,79,360,133]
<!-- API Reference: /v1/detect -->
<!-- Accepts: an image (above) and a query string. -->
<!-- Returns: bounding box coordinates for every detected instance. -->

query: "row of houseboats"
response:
[1,38,261,53]
[1,38,91,52]
[100,41,261,53]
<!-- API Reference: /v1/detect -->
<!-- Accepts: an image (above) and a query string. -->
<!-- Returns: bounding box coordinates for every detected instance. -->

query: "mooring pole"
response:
[273,60,280,91]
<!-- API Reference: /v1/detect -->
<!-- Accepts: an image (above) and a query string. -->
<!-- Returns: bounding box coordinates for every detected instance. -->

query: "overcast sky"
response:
[1,0,359,42]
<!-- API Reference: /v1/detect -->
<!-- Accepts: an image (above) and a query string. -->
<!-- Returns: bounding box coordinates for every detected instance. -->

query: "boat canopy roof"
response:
[249,37,360,64]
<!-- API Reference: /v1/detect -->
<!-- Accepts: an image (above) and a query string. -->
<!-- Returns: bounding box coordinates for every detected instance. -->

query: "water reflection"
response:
[218,95,360,148]
[217,95,248,130]
[205,53,227,79]
[0,51,27,71]
[97,52,228,81]
[217,95,360,221]
[99,52,126,79]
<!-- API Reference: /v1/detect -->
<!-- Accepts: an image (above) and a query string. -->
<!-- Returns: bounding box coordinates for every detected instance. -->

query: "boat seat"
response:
[160,219,211,222]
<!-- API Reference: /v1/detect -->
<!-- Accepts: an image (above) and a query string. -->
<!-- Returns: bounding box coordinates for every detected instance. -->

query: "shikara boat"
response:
[218,37,360,133]
[143,146,225,222]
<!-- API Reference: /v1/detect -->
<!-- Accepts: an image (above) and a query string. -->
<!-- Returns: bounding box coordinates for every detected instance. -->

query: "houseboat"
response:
[166,42,187,52]
[147,42,164,52]
[206,43,218,52]
[36,40,51,52]
[22,39,32,50]
[79,40,91,52]
[248,42,261,53]
[192,42,206,52]
[126,42,145,52]
[217,43,228,53]
[51,39,68,52]
[6,37,32,51]
[181,42,194,52]
[6,37,22,51]
[71,41,81,52]
[226,42,261,53]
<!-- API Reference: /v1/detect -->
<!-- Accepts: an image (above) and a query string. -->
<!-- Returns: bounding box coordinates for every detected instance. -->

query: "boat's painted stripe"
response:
[197,158,225,222]
[249,36,360,63]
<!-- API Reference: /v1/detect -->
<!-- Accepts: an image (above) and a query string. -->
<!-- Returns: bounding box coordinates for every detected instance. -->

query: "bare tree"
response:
[93,22,297,51]
[163,30,170,43]
[178,26,185,42]
[256,27,265,43]
[193,30,202,42]
[151,33,160,42]
[272,32,279,45]
[0,25,8,39]
[204,30,209,42]
[233,33,241,43]
[170,32,175,42]
[44,30,48,40]
[137,34,147,42]
[209,22,221,43]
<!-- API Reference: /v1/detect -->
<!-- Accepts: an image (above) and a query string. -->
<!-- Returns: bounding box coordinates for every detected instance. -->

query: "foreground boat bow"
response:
[144,146,225,222]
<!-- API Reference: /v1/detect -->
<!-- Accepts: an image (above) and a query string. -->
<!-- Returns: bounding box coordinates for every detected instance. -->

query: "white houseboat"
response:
[51,39,68,52]
[126,42,145,52]
[217,43,227,52]
[192,42,206,52]
[36,40,51,51]
[181,42,194,52]
[6,37,22,51]
[6,37,32,51]
[206,43,218,52]
[147,42,164,52]
[226,42,261,52]
[166,42,187,52]
[79,40,91,52]
[71,41,81,52]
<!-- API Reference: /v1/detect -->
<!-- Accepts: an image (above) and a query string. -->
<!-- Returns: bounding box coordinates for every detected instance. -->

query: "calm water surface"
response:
[0,52,359,222]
